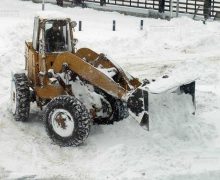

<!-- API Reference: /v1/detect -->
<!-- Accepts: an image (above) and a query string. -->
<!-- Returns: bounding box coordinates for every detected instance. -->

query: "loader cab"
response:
[25,13,77,88]
[32,16,77,54]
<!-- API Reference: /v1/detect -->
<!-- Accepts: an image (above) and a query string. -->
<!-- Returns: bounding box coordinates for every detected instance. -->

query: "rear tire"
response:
[11,73,30,122]
[43,96,91,147]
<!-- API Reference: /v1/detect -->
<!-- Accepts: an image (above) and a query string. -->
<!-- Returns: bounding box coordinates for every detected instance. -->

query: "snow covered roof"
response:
[35,11,70,20]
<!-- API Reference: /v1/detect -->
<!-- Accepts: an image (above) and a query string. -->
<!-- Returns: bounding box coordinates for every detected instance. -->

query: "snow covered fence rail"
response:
[31,0,75,6]
[29,0,220,19]
[83,0,220,19]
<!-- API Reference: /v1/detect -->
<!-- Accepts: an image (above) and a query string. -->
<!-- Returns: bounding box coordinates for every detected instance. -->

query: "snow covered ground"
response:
[1,0,220,179]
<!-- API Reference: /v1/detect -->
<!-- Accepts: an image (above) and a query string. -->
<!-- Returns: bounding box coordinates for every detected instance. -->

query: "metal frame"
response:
[84,0,220,18]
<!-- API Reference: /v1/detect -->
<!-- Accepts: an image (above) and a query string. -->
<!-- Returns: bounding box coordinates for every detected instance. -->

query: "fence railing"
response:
[83,0,220,18]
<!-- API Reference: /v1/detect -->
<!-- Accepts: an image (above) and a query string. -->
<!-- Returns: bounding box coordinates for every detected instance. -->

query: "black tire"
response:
[11,73,30,122]
[43,95,91,147]
[93,88,129,124]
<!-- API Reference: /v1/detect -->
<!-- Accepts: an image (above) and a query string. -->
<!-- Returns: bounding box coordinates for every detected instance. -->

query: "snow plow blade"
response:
[127,80,196,131]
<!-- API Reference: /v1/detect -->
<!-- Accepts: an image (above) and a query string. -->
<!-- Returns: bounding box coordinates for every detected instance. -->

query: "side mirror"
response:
[70,21,77,28]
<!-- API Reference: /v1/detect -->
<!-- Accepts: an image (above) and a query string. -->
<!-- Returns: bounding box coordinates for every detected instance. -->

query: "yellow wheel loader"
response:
[10,12,196,146]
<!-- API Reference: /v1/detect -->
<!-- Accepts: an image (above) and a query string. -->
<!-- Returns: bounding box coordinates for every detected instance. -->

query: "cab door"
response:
[26,17,40,87]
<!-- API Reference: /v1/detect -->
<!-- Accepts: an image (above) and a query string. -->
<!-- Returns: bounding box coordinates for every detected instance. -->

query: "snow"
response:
[58,72,106,115]
[35,10,70,20]
[97,67,117,78]
[1,0,220,179]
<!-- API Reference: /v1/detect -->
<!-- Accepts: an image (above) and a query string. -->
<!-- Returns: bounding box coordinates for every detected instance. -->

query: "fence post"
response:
[42,0,45,11]
[212,0,215,16]
[159,0,165,13]
[79,21,82,31]
[113,20,116,31]
[100,0,106,6]
[186,0,188,13]
[203,0,211,20]
[140,20,144,30]
[170,0,173,18]
[176,0,179,17]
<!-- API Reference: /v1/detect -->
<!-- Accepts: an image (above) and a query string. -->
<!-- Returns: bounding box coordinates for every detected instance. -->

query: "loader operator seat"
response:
[45,21,66,52]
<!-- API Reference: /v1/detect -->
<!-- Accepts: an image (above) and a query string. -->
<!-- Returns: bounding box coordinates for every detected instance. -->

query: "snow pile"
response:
[0,0,220,179]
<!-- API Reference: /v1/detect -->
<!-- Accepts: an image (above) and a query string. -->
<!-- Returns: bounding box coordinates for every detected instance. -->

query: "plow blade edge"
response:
[127,81,196,130]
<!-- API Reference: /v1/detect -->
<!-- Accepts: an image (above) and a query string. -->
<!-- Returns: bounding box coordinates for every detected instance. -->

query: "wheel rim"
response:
[51,109,75,137]
[11,79,16,114]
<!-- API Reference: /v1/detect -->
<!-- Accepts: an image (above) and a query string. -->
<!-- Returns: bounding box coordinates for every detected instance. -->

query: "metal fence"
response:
[83,0,220,18]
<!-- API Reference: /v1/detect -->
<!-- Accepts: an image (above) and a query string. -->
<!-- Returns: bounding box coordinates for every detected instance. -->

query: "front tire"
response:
[93,88,129,124]
[43,96,91,147]
[11,73,30,122]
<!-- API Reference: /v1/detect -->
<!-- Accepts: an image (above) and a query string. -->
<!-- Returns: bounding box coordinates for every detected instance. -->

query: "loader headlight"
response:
[71,21,77,28]
[72,38,78,45]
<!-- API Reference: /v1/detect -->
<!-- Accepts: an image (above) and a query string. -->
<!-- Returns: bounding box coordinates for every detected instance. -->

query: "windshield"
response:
[45,20,71,53]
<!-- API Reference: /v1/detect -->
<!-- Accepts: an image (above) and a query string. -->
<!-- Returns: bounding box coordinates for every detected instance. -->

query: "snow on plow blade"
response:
[127,80,196,131]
